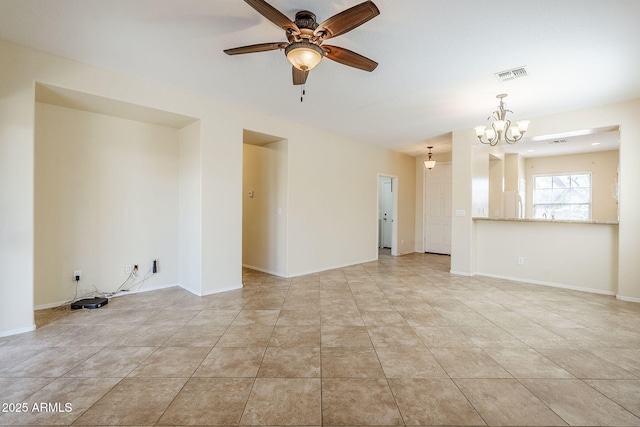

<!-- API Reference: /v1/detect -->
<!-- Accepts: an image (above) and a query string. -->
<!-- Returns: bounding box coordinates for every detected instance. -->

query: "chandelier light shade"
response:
[424,146,437,169]
[285,42,324,71]
[474,94,530,145]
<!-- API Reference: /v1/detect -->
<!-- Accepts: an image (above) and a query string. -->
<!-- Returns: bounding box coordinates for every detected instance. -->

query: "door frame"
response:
[423,162,452,254]
[377,173,398,256]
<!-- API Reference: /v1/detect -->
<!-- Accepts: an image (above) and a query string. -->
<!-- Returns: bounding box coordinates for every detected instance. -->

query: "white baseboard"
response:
[109,283,182,298]
[34,282,181,310]
[138,281,180,293]
[200,284,243,297]
[242,251,420,280]
[450,270,472,277]
[0,324,36,338]
[35,300,72,310]
[242,264,286,278]
[287,257,378,278]
[616,294,640,303]
[473,272,616,296]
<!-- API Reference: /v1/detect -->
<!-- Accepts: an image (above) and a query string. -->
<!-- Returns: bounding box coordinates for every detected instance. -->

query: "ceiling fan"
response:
[224,0,380,86]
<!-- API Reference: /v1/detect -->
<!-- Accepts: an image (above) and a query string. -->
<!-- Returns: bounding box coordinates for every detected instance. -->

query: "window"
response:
[533,173,591,220]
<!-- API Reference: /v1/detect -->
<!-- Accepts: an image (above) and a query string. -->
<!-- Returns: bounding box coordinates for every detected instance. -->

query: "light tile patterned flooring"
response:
[1,253,640,426]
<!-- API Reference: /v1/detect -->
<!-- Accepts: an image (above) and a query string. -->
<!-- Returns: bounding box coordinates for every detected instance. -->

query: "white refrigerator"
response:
[504,190,523,219]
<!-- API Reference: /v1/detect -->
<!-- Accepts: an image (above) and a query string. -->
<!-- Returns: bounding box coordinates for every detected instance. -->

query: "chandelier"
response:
[423,146,436,170]
[474,94,530,145]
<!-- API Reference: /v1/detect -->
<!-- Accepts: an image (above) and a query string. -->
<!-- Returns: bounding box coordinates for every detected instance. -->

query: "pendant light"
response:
[424,146,437,170]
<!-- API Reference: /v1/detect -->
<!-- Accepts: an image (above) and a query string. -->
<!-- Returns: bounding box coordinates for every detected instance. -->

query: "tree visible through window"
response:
[533,173,591,220]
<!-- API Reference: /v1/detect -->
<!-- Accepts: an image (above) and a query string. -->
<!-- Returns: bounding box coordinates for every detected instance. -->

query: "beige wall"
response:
[451,137,475,274]
[0,39,417,336]
[475,220,618,294]
[452,100,640,301]
[285,132,416,276]
[524,150,619,221]
[34,103,180,308]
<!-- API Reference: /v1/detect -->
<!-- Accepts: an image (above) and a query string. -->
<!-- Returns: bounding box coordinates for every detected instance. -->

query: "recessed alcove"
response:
[34,83,201,309]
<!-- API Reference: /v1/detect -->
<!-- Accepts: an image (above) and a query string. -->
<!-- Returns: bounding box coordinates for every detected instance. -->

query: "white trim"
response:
[0,324,36,338]
[288,258,379,278]
[199,284,243,297]
[35,300,71,310]
[242,263,286,278]
[92,281,180,299]
[616,294,640,303]
[396,250,415,256]
[473,272,616,296]
[34,282,181,310]
[450,270,473,277]
[177,282,199,296]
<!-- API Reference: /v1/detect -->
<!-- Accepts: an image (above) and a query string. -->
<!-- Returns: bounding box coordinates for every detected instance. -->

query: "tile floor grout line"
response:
[8,253,640,426]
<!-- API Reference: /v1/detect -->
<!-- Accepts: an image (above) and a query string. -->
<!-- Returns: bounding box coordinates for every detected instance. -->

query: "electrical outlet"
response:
[125,265,132,274]
[73,270,82,281]
[517,257,525,265]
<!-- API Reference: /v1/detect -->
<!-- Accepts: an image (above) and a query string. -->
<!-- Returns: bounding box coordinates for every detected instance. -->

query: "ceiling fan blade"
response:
[244,0,300,35]
[322,45,378,72]
[224,42,288,55]
[292,67,309,85]
[314,1,379,40]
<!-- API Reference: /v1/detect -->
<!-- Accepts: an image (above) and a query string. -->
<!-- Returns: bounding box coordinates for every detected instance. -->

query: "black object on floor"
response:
[71,297,108,310]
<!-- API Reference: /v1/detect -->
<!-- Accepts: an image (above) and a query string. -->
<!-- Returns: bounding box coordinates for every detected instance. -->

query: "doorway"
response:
[242,130,288,277]
[378,174,398,256]
[424,163,452,255]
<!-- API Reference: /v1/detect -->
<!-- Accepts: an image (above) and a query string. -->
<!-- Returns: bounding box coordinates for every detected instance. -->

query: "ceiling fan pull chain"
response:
[300,84,306,102]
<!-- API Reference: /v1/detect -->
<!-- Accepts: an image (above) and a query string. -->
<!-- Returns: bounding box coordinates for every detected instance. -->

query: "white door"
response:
[381,179,393,248]
[424,163,452,254]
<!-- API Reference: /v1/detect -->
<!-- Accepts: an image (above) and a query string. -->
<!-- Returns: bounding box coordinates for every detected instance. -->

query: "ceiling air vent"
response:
[548,139,568,144]
[495,66,529,82]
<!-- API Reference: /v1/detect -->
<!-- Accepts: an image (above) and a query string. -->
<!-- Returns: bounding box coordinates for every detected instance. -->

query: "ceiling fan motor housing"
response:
[294,11,318,30]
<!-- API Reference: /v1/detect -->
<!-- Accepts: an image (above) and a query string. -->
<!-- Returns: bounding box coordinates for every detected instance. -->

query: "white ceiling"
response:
[1,0,639,156]
[496,128,620,159]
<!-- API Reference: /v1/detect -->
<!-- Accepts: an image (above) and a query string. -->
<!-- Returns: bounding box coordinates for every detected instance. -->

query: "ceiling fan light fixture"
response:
[224,0,379,85]
[285,42,324,71]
